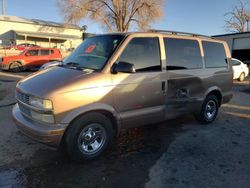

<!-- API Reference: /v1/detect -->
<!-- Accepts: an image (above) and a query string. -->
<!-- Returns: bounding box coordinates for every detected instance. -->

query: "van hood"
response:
[17,66,96,97]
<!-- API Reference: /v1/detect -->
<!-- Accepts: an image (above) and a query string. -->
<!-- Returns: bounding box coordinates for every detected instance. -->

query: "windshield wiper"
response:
[63,62,96,71]
[64,62,82,71]
[65,62,79,66]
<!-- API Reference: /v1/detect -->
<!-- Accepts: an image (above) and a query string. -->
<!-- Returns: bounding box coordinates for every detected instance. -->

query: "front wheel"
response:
[9,62,23,72]
[65,112,114,162]
[195,95,219,124]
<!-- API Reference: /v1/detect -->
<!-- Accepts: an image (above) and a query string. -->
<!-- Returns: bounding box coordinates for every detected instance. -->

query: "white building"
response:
[0,15,83,49]
[213,32,250,62]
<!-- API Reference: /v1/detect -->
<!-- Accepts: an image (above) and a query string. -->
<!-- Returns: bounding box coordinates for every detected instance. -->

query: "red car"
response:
[0,48,62,72]
[5,43,40,50]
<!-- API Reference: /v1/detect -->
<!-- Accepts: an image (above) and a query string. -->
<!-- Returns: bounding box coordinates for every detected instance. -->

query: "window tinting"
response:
[27,50,38,56]
[40,50,50,55]
[202,41,227,68]
[231,59,241,66]
[164,38,202,70]
[119,37,161,72]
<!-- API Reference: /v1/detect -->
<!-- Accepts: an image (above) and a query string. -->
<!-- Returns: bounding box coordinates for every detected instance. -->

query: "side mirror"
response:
[111,61,136,74]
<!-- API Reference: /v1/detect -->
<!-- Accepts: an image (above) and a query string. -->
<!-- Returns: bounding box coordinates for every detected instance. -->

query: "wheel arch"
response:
[61,103,121,141]
[8,60,23,69]
[72,109,120,136]
[204,87,222,107]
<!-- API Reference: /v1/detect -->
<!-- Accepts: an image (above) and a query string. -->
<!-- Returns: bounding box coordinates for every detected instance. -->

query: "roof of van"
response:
[92,31,218,41]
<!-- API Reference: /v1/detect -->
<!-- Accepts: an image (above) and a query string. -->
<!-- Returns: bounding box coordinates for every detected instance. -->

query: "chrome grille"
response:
[16,90,30,104]
[18,102,31,117]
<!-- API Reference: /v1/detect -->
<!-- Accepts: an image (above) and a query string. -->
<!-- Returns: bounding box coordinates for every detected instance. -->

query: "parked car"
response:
[232,58,249,81]
[5,43,40,50]
[12,31,233,162]
[0,48,62,72]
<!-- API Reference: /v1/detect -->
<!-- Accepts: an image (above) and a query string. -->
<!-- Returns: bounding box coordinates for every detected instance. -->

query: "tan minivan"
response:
[13,31,233,161]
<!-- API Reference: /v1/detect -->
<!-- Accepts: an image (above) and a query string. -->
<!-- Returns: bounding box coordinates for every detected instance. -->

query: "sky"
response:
[2,0,248,35]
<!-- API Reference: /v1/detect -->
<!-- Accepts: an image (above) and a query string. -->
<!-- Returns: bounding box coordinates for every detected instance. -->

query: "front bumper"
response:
[12,104,68,148]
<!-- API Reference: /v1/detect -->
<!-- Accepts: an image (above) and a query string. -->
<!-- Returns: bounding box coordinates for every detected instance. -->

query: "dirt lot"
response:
[0,71,250,188]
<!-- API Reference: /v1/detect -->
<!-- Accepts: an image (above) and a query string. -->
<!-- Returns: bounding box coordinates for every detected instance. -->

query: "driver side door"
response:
[111,36,166,128]
[23,49,40,68]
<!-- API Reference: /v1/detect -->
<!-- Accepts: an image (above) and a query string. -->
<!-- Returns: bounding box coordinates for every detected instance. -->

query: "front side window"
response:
[26,50,39,56]
[118,37,161,72]
[202,41,227,68]
[164,38,203,70]
[63,35,124,71]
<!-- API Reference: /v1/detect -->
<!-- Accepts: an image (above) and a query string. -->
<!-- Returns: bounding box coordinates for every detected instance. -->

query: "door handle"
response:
[176,88,189,98]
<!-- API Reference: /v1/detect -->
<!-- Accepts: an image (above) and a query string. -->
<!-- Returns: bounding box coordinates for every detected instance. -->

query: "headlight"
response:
[29,97,53,110]
[30,110,55,123]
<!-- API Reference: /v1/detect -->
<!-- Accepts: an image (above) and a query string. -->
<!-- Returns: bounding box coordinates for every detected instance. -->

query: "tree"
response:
[224,1,250,33]
[58,0,163,32]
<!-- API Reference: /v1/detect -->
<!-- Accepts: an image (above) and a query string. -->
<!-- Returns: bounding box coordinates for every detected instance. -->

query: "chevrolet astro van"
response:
[12,31,233,161]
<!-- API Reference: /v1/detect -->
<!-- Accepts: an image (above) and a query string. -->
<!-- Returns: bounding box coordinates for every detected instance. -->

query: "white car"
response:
[232,58,249,81]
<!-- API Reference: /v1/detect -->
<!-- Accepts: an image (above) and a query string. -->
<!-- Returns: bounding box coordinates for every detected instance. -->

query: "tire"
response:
[195,95,219,124]
[9,62,23,72]
[65,112,114,162]
[238,72,245,82]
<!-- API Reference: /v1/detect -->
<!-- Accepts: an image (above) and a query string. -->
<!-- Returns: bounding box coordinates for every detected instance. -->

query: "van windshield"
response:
[63,35,124,71]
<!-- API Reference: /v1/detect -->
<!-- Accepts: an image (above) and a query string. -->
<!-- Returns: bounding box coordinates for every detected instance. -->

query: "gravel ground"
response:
[0,71,249,188]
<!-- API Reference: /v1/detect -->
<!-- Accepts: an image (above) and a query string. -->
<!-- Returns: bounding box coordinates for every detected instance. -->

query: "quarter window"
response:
[202,41,227,68]
[164,38,203,70]
[231,59,241,66]
[119,37,161,72]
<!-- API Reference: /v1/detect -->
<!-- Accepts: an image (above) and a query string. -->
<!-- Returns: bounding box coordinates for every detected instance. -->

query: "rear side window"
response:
[40,50,50,55]
[119,37,161,72]
[202,41,227,68]
[231,59,241,66]
[164,38,202,70]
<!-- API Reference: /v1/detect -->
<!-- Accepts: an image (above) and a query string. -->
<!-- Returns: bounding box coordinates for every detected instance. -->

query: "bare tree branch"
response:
[224,0,250,33]
[57,0,164,32]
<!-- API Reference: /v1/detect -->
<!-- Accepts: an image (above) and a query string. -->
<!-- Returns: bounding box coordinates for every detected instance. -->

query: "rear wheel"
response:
[238,72,245,82]
[9,62,23,72]
[195,95,219,124]
[65,112,114,162]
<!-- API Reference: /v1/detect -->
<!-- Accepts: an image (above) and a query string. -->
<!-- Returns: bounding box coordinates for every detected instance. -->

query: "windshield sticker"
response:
[85,45,96,53]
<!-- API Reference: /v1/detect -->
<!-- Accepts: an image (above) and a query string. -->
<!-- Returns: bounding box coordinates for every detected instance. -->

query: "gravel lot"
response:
[0,71,250,188]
